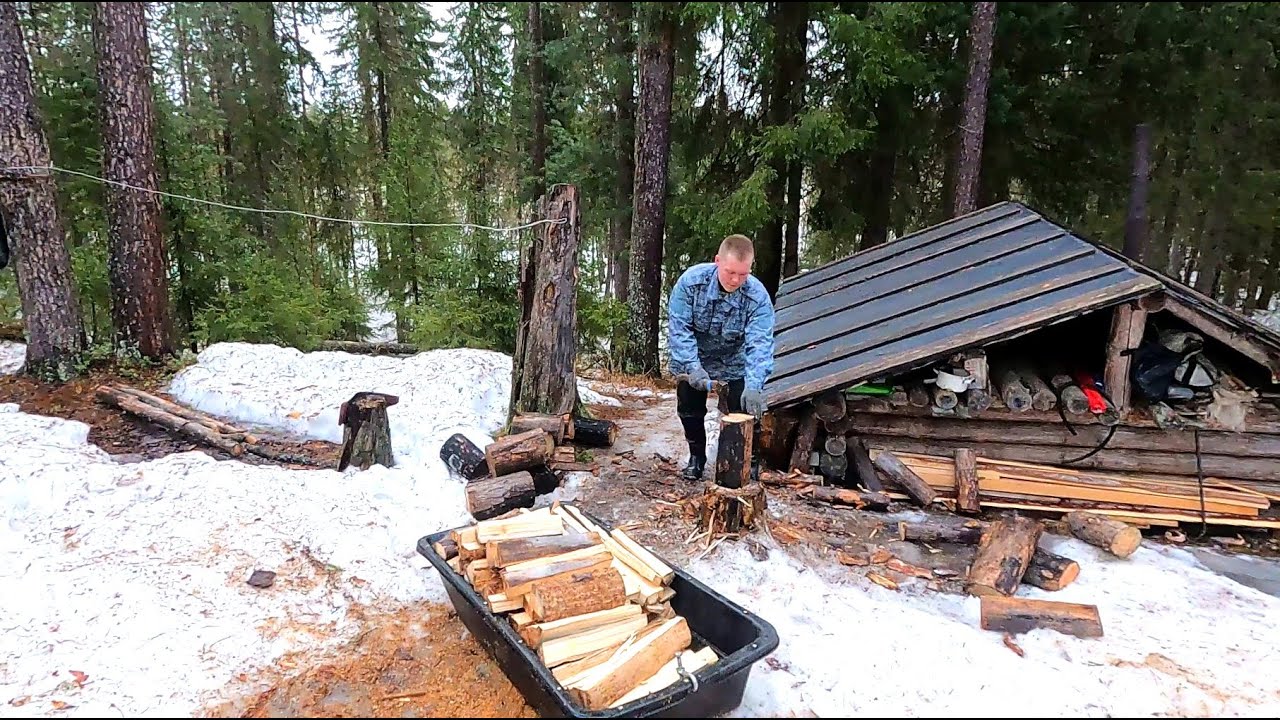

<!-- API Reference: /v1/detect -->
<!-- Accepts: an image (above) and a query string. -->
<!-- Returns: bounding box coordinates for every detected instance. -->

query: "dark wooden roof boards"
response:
[763,202,1280,408]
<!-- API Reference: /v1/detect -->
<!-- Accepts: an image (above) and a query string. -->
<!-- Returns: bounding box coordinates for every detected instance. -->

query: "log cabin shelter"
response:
[759,201,1280,512]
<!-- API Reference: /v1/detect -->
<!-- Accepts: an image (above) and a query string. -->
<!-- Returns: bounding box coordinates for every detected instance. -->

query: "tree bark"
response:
[466,471,537,521]
[896,518,986,545]
[527,1,546,203]
[805,485,891,510]
[789,407,819,472]
[950,1,997,216]
[440,432,489,480]
[954,447,980,515]
[514,185,581,417]
[1123,123,1151,262]
[0,3,86,377]
[338,392,396,471]
[94,2,175,358]
[623,6,675,376]
[524,566,628,623]
[966,515,1042,597]
[608,1,634,303]
[847,437,883,491]
[1023,548,1080,591]
[872,449,938,506]
[486,428,555,477]
[1066,511,1142,558]
[715,413,754,490]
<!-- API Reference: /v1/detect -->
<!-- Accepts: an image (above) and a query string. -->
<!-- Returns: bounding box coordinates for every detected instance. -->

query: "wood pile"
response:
[95,385,329,467]
[440,412,620,521]
[871,448,1279,530]
[433,504,718,711]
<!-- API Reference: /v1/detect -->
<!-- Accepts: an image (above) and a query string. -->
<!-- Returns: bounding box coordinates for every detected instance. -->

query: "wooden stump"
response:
[966,515,1043,597]
[486,428,555,476]
[1066,511,1142,558]
[698,482,767,536]
[466,471,537,521]
[980,596,1103,638]
[338,392,398,471]
[716,413,754,490]
[954,447,981,515]
[440,432,489,480]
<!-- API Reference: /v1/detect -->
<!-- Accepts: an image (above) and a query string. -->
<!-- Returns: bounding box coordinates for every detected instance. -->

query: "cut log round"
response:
[980,595,1103,638]
[510,413,567,443]
[1051,374,1092,415]
[1066,511,1142,558]
[698,481,767,536]
[524,566,627,623]
[965,388,993,413]
[466,471,537,521]
[1018,369,1057,412]
[817,452,848,483]
[932,386,958,411]
[716,413,754,490]
[996,369,1032,413]
[872,449,938,506]
[907,385,929,408]
[966,515,1044,597]
[954,447,980,515]
[812,390,847,423]
[486,429,555,477]
[824,435,847,457]
[573,417,618,448]
[1023,548,1080,591]
[440,433,489,480]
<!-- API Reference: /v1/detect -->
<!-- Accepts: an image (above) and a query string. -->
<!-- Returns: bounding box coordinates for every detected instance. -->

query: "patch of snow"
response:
[0,341,25,375]
[686,533,1280,718]
[0,408,463,717]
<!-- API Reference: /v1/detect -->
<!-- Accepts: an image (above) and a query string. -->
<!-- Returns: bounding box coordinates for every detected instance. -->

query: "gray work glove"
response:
[685,367,712,392]
[741,387,767,418]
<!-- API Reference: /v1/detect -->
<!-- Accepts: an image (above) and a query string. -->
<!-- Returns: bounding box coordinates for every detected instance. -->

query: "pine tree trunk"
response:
[756,2,805,299]
[0,4,86,376]
[94,1,175,358]
[863,91,900,247]
[782,3,807,280]
[1122,123,1151,262]
[608,1,634,303]
[623,6,675,376]
[950,1,997,217]
[528,1,547,204]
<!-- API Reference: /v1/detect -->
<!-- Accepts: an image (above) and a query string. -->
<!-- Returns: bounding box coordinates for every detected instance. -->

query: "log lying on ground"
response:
[806,486,891,510]
[572,417,618,448]
[511,413,569,444]
[1023,548,1080,591]
[524,566,628,623]
[966,516,1044,597]
[441,433,489,480]
[954,448,981,514]
[872,449,938,506]
[0,321,24,342]
[760,470,823,487]
[338,392,395,471]
[980,595,1103,638]
[113,386,251,438]
[897,518,987,544]
[319,340,419,355]
[486,429,555,476]
[1066,511,1142,558]
[467,471,537,521]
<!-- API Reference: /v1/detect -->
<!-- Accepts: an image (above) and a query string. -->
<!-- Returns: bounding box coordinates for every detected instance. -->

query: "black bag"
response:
[1128,339,1187,402]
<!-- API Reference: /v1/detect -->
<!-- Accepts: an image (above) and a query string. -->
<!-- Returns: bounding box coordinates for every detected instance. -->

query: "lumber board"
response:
[980,595,1103,638]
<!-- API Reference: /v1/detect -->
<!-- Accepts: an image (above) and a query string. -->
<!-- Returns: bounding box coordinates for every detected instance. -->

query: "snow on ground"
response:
[0,342,24,375]
[689,530,1280,718]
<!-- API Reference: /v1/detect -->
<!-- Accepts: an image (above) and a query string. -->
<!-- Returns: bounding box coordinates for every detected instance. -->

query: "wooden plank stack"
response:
[869,448,1279,530]
[433,503,719,711]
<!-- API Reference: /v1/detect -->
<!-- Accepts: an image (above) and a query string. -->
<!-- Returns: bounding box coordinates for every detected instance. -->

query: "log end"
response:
[1110,527,1143,558]
[1055,562,1080,589]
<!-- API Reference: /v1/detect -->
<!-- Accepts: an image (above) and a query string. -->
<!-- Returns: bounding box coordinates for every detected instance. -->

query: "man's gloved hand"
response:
[741,387,767,418]
[686,366,712,392]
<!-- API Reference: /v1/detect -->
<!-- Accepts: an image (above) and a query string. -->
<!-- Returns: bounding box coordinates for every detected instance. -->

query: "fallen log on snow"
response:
[980,595,1103,638]
[319,340,419,355]
[966,516,1043,597]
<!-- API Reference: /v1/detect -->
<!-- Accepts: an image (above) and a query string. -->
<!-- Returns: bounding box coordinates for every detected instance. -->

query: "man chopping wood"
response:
[667,234,776,481]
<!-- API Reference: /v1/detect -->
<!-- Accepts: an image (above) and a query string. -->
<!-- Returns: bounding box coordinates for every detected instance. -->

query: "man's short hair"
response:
[719,234,754,260]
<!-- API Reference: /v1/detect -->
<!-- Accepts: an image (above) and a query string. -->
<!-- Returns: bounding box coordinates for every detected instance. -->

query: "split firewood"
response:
[551,446,578,464]
[466,471,538,521]
[567,617,693,710]
[966,516,1044,597]
[555,506,670,588]
[1066,511,1142,558]
[867,573,899,591]
[608,647,718,709]
[511,413,569,444]
[872,449,939,506]
[487,593,524,613]
[451,526,486,563]
[501,546,614,599]
[572,417,618,448]
[440,433,489,480]
[610,529,675,586]
[804,485,891,510]
[511,611,535,630]
[486,429,555,476]
[539,614,649,667]
[954,448,981,515]
[521,605,645,649]
[980,595,1103,639]
[524,566,628,623]
[475,508,565,543]
[1022,548,1080,591]
[433,537,459,561]
[487,532,602,567]
[885,558,933,580]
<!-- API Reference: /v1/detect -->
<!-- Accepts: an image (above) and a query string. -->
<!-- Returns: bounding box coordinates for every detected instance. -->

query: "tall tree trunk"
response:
[528,1,547,204]
[624,6,676,377]
[1123,123,1151,262]
[782,3,807,280]
[757,2,805,299]
[950,1,997,217]
[863,90,900,247]
[0,3,86,376]
[94,1,175,358]
[608,1,634,303]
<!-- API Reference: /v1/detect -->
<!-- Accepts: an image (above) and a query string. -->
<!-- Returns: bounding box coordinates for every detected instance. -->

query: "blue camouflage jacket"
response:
[667,263,776,391]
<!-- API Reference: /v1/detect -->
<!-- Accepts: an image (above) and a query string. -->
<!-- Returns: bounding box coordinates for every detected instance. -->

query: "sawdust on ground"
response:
[202,602,536,719]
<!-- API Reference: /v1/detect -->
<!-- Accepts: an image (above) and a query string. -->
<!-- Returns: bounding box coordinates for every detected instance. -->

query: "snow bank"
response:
[0,341,24,375]
[0,406,467,716]
[167,342,618,472]
[687,532,1280,717]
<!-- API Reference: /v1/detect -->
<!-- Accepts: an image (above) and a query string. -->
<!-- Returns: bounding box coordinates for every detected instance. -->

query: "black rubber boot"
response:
[682,453,706,481]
